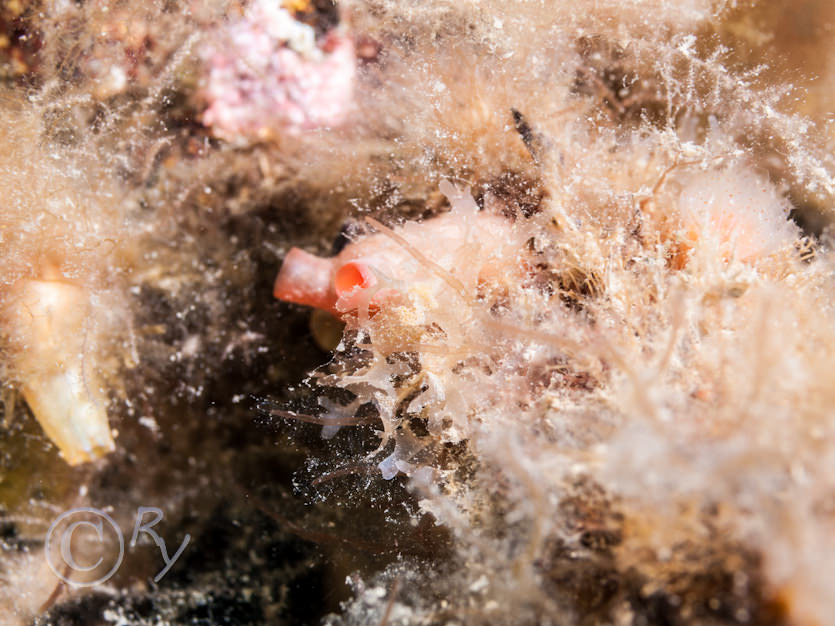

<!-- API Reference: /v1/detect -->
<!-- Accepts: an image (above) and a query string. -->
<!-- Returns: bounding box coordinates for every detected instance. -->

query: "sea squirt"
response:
[274,181,532,322]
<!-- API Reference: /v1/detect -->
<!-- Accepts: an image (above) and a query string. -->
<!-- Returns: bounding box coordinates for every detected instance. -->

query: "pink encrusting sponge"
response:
[201,0,355,141]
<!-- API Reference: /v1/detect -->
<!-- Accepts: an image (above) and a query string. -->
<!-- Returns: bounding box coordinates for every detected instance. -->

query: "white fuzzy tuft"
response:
[677,166,799,261]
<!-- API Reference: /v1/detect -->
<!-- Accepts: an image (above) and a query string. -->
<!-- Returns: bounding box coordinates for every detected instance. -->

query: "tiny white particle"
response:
[139,416,159,433]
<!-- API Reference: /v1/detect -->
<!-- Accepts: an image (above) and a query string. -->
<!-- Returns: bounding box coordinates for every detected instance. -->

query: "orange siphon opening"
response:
[334,261,374,296]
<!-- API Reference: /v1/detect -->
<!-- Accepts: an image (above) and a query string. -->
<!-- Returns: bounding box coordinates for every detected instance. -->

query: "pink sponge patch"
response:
[201,1,356,140]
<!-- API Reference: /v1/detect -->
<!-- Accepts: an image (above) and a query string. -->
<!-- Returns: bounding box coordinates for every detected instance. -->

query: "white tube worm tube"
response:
[12,279,114,465]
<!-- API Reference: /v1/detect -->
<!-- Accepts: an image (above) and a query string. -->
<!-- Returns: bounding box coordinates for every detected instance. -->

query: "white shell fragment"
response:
[12,279,114,465]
